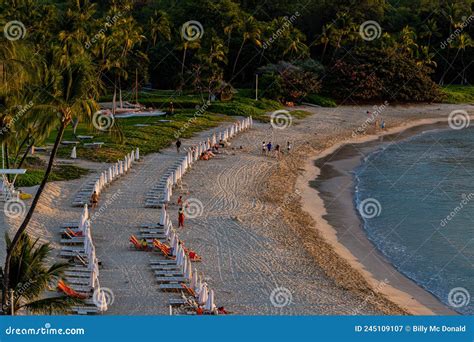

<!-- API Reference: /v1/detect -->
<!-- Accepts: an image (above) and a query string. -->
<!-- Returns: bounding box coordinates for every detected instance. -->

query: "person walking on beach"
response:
[275,144,281,159]
[287,141,292,153]
[178,207,185,228]
[90,191,99,210]
[261,141,266,155]
[176,139,182,154]
[266,141,272,154]
[380,118,385,130]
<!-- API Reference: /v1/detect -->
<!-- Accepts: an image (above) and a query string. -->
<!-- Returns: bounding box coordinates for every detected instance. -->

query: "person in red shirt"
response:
[178,207,185,228]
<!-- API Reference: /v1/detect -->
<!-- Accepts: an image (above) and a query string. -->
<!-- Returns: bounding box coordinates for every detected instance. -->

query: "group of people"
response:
[366,111,386,130]
[261,141,292,159]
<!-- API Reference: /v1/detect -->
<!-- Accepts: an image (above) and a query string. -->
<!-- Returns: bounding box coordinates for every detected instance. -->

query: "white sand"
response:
[3,103,473,315]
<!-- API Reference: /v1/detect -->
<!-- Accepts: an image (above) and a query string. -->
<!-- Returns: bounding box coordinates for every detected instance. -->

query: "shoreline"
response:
[297,117,463,315]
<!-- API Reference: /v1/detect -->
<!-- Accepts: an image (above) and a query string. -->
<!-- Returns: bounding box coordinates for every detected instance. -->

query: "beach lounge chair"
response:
[57,280,87,299]
[181,283,196,297]
[153,240,175,259]
[129,235,151,251]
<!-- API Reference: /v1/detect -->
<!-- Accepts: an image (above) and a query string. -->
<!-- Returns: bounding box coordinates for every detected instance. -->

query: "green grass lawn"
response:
[441,85,474,104]
[45,90,288,162]
[15,157,89,187]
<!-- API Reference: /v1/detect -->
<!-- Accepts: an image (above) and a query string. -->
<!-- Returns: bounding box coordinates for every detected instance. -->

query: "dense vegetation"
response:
[1,0,473,106]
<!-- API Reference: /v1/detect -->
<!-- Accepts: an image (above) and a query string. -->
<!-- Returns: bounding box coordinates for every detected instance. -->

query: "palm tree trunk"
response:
[112,75,117,116]
[2,123,66,312]
[4,144,10,182]
[16,139,34,169]
[232,39,246,77]
[13,135,29,164]
[181,46,187,79]
[119,77,123,109]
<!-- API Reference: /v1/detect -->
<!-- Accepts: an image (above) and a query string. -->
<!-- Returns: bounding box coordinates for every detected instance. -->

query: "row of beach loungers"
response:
[56,150,140,314]
[131,206,221,314]
[57,204,109,315]
[145,117,253,208]
[135,117,253,314]
[72,148,140,206]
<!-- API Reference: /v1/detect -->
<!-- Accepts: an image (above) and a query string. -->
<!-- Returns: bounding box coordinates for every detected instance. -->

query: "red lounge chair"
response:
[67,228,83,237]
[153,239,172,254]
[57,280,87,299]
[130,235,151,251]
[153,240,175,259]
[180,283,196,297]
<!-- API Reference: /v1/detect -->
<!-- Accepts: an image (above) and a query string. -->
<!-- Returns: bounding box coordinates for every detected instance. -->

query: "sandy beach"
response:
[4,103,474,315]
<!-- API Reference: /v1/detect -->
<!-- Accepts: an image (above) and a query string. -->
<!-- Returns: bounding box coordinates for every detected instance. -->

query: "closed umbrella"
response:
[205,289,215,311]
[159,206,167,226]
[70,146,77,159]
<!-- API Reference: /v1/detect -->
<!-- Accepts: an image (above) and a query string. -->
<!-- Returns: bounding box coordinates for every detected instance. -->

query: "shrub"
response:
[324,47,443,102]
[258,61,321,103]
[304,94,337,107]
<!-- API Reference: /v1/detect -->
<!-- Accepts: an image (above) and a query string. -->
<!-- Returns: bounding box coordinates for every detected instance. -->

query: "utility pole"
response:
[255,74,259,101]
[10,289,14,316]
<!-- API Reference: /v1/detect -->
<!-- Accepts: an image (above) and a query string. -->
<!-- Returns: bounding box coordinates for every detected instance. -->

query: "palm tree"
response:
[2,47,99,309]
[2,233,80,315]
[231,16,262,77]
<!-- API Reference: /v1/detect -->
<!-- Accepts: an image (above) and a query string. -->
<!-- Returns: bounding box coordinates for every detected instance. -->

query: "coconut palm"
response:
[231,16,262,77]
[2,233,80,315]
[2,46,99,308]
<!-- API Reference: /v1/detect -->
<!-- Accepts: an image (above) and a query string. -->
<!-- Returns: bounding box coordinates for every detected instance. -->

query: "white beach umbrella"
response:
[205,289,215,311]
[70,146,77,159]
[136,147,140,160]
[175,245,183,265]
[198,283,208,305]
[124,156,129,173]
[172,170,178,185]
[83,203,89,220]
[159,206,167,226]
[130,150,135,162]
[94,285,108,312]
[115,163,119,177]
[184,256,192,280]
[191,269,198,290]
